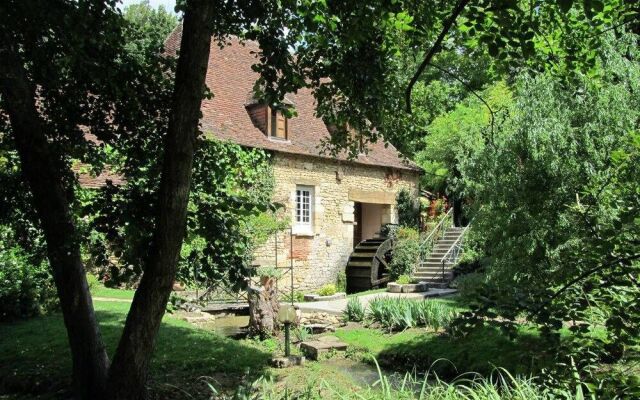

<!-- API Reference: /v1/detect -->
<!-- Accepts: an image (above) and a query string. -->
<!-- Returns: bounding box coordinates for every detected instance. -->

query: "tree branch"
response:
[532,253,640,318]
[427,61,496,137]
[405,0,470,114]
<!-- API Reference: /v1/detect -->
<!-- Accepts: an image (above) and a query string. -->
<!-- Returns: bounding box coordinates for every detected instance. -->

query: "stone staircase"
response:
[414,226,466,288]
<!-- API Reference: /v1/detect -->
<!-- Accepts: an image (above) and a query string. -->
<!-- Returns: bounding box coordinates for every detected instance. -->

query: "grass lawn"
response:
[335,324,551,378]
[90,284,136,300]
[0,300,273,399]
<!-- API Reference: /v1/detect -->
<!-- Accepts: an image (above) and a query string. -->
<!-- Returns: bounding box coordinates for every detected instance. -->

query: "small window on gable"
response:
[294,185,313,234]
[269,107,288,140]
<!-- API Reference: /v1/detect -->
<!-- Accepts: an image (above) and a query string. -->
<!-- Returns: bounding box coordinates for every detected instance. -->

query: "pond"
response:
[198,315,250,337]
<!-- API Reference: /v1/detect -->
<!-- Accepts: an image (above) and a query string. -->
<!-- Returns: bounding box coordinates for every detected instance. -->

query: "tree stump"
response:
[248,277,280,338]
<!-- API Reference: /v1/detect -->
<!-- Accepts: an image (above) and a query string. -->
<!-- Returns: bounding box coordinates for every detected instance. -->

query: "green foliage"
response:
[416,82,512,196]
[281,290,305,303]
[367,297,457,332]
[0,232,57,320]
[388,227,420,279]
[292,326,310,343]
[453,33,640,393]
[215,363,564,400]
[255,266,282,280]
[451,273,486,304]
[317,284,337,297]
[88,139,276,289]
[396,275,412,285]
[343,297,365,322]
[85,274,99,291]
[396,189,419,228]
[122,0,178,66]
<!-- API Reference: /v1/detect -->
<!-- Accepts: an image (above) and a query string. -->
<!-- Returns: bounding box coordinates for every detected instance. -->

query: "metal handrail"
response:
[419,208,453,260]
[439,224,470,280]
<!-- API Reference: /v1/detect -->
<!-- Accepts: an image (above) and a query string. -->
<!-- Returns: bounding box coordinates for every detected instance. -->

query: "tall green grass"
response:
[368,297,457,332]
[343,297,366,322]
[209,360,576,399]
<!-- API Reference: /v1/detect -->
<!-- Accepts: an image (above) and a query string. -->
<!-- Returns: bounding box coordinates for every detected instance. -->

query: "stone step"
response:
[420,262,455,268]
[414,271,453,279]
[416,265,453,272]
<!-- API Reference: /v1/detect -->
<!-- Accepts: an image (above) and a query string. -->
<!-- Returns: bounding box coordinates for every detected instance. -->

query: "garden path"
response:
[294,288,457,316]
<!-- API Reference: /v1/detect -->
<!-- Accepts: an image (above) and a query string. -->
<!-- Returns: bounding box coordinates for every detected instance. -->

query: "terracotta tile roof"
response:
[164,27,420,172]
[75,163,124,188]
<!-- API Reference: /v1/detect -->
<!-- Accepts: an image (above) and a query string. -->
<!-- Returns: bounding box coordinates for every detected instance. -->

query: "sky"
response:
[119,0,177,13]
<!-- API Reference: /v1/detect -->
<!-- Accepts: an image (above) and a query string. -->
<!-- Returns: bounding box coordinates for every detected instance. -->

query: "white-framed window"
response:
[294,185,314,234]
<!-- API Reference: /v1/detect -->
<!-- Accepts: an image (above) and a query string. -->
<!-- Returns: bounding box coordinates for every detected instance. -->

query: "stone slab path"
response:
[295,288,457,316]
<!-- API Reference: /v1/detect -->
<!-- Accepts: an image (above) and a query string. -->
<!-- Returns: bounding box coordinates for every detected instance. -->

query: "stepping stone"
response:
[317,335,341,343]
[302,323,335,334]
[300,340,348,360]
[271,355,305,368]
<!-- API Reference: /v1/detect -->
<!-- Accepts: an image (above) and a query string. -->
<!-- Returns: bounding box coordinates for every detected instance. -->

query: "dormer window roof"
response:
[269,107,288,140]
[245,91,293,141]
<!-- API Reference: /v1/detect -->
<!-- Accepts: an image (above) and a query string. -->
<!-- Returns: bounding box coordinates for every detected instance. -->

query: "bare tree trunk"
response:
[0,39,109,399]
[248,278,281,339]
[106,1,216,398]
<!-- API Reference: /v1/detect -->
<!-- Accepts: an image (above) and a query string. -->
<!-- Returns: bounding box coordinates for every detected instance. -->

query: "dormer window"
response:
[269,107,288,140]
[245,90,294,140]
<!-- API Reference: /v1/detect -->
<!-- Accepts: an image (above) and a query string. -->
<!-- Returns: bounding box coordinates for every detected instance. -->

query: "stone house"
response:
[165,30,421,292]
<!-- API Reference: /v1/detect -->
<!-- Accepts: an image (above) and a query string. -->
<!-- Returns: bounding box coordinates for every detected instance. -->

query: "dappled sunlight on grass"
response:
[336,325,550,379]
[0,300,273,398]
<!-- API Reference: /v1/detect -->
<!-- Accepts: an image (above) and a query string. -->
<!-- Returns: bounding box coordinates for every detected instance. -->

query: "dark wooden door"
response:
[353,202,362,247]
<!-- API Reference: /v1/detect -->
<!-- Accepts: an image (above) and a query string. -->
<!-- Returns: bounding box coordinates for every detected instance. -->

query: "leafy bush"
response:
[0,246,57,320]
[396,189,419,228]
[293,326,310,343]
[451,273,486,304]
[317,284,337,297]
[396,275,412,284]
[343,297,365,322]
[255,265,282,279]
[86,273,100,291]
[281,290,304,303]
[367,297,457,332]
[388,227,420,279]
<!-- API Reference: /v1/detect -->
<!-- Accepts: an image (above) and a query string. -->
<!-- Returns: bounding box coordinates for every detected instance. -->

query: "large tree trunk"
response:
[0,38,109,399]
[248,277,281,339]
[106,2,216,398]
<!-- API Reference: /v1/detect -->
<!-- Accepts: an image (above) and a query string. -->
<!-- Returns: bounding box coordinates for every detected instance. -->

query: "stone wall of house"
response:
[252,153,420,293]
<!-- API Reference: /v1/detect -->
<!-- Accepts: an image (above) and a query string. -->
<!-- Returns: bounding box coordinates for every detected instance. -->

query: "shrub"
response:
[388,227,420,279]
[335,271,347,293]
[452,272,487,303]
[343,297,365,322]
[396,189,419,228]
[317,284,337,297]
[293,326,310,342]
[396,275,412,284]
[86,273,100,291]
[255,265,282,279]
[281,290,305,303]
[0,246,57,320]
[367,297,457,332]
